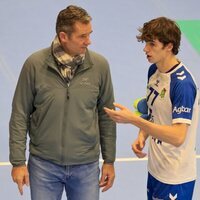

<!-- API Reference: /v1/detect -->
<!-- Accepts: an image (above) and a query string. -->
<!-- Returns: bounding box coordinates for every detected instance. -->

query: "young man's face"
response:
[60,21,93,56]
[143,39,172,64]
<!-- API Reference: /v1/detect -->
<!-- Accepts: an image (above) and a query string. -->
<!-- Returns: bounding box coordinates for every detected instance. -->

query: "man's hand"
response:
[11,165,29,195]
[132,137,147,158]
[104,103,136,124]
[99,163,115,192]
[132,130,148,158]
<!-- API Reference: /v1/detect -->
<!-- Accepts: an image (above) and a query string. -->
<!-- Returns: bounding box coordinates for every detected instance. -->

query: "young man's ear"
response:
[166,42,173,52]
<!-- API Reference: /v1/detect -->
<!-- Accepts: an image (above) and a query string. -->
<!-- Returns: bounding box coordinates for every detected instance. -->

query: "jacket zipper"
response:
[67,83,70,99]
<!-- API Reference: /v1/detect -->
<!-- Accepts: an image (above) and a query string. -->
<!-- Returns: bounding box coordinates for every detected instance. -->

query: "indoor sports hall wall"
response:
[0,0,200,199]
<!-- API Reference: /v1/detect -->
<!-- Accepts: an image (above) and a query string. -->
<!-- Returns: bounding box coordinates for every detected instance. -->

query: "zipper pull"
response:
[67,83,70,99]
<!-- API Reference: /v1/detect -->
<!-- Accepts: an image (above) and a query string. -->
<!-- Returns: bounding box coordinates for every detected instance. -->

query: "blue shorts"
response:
[147,172,195,200]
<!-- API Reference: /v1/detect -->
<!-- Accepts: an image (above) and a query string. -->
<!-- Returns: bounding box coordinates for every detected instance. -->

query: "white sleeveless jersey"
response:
[146,62,199,184]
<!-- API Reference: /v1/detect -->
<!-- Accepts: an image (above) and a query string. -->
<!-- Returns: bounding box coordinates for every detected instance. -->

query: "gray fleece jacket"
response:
[9,47,116,166]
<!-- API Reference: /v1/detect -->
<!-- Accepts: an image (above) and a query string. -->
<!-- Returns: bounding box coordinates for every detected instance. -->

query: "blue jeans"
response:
[28,154,100,200]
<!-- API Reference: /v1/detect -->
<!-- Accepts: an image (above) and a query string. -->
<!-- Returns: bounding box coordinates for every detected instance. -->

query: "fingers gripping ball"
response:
[133,97,149,120]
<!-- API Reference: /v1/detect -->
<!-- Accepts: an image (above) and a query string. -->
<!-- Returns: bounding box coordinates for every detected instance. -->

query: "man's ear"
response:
[58,32,68,43]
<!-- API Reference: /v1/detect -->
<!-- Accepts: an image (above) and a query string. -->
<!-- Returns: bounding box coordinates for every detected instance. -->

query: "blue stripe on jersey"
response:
[170,65,197,120]
[148,64,157,82]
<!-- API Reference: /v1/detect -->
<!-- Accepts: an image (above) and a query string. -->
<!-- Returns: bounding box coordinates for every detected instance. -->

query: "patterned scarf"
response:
[52,36,84,82]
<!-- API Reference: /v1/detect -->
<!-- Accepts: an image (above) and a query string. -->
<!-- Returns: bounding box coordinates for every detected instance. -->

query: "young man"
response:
[104,17,199,199]
[9,5,116,200]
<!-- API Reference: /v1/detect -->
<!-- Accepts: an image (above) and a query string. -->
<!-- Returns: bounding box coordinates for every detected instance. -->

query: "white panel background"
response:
[0,0,199,199]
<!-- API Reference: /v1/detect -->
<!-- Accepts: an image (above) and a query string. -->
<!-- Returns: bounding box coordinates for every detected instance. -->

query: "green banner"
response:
[177,20,200,54]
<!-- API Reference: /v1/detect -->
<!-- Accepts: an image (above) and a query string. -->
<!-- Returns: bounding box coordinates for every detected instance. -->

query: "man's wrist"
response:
[103,161,114,165]
[12,164,26,168]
